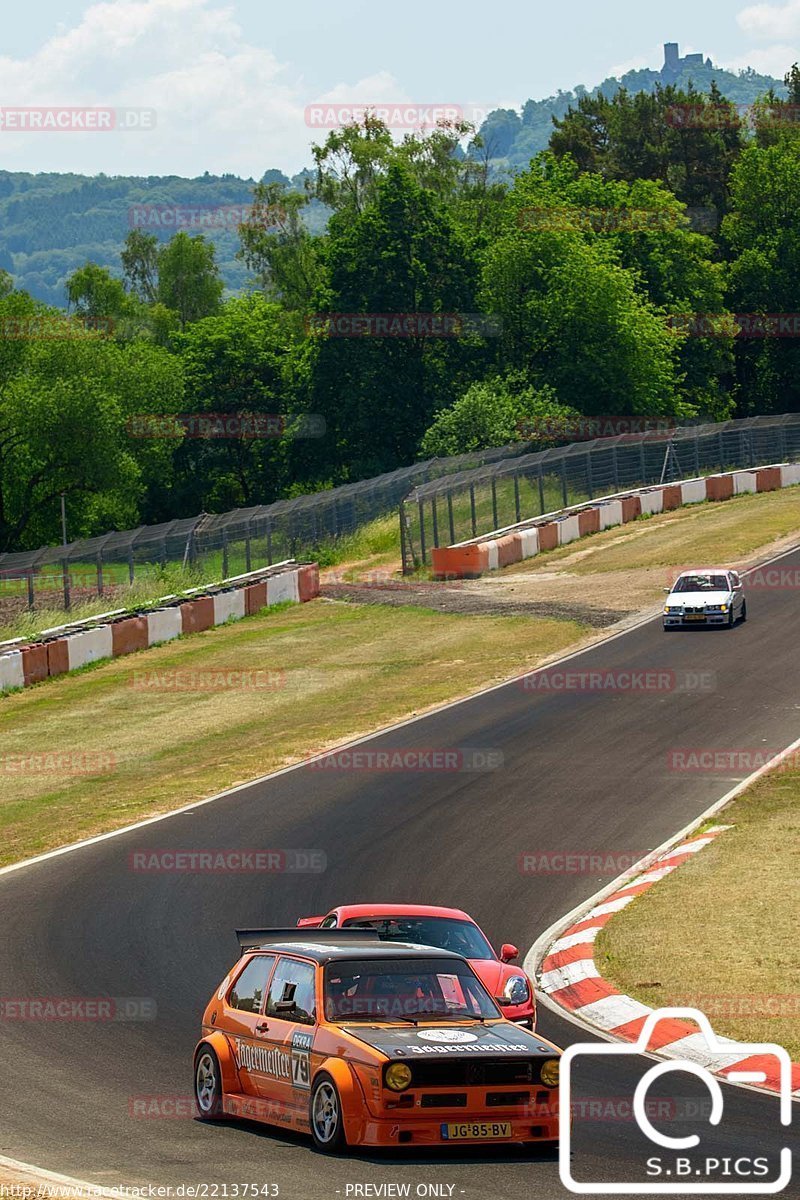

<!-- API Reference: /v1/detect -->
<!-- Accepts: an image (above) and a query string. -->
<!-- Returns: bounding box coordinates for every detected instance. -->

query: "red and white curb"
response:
[533,825,800,1099]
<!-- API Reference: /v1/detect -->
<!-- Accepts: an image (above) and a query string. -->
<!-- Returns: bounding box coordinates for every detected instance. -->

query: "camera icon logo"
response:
[560,1008,793,1194]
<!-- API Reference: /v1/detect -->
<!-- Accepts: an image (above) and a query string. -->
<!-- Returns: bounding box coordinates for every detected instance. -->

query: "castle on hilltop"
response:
[661,43,713,82]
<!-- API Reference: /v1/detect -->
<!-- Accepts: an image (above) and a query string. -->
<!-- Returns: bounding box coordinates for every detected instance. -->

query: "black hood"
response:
[343,1021,555,1060]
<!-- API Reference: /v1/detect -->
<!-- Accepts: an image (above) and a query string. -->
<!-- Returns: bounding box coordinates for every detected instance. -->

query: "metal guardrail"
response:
[400,415,800,572]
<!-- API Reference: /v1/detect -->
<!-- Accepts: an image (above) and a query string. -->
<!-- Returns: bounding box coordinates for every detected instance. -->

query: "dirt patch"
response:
[321,581,629,627]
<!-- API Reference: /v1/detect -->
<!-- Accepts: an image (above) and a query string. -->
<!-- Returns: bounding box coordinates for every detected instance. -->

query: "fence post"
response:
[400,501,410,575]
[639,439,646,484]
[62,560,71,612]
[538,466,545,513]
[447,492,455,544]
[96,553,104,598]
[586,451,594,499]
[245,521,252,574]
[611,445,619,492]
[514,475,521,523]
[469,485,477,537]
[718,431,724,471]
[491,478,498,531]
[266,520,273,566]
[561,459,569,507]
[692,433,700,477]
[431,495,439,549]
[418,498,427,564]
[27,571,35,612]
[128,548,135,585]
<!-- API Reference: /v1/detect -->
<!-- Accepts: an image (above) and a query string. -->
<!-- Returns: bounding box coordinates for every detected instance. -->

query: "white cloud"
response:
[724,43,798,74]
[608,44,666,78]
[0,0,403,177]
[737,0,800,39]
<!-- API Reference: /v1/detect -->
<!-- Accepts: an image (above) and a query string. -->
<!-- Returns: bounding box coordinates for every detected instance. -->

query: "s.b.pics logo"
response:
[560,1009,793,1194]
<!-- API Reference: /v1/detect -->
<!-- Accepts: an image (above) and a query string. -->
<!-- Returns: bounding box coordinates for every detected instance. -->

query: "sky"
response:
[1,0,799,179]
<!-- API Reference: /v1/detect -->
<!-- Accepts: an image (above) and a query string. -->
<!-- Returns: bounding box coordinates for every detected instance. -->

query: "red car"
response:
[297,904,536,1028]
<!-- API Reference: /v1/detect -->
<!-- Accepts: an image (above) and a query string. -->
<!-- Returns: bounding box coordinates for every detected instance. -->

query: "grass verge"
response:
[596,764,800,1059]
[0,599,587,867]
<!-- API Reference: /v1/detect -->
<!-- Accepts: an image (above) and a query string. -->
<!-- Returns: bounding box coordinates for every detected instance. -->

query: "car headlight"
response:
[664,605,680,613]
[501,975,530,1005]
[540,1058,560,1088]
[385,1062,413,1091]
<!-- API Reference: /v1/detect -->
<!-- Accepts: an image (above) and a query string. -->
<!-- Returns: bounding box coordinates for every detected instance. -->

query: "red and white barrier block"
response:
[431,461,800,579]
[537,827,800,1097]
[0,561,320,695]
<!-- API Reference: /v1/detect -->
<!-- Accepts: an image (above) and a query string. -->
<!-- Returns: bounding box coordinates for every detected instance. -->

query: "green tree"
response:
[121,230,159,302]
[237,183,322,310]
[306,164,484,479]
[156,232,224,330]
[419,377,578,456]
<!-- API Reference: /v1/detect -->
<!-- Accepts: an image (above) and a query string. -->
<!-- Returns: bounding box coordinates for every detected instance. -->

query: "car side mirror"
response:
[663,587,672,594]
[500,943,519,963]
[274,999,296,1014]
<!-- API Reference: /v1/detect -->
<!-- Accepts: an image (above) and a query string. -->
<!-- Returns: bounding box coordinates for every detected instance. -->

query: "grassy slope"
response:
[596,769,800,1059]
[0,600,586,866]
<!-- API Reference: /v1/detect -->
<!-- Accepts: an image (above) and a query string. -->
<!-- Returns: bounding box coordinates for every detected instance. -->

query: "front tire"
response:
[310,1073,347,1153]
[194,1046,223,1119]
[741,600,747,622]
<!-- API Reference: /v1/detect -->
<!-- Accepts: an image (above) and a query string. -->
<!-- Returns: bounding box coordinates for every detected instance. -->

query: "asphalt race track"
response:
[2,550,799,1199]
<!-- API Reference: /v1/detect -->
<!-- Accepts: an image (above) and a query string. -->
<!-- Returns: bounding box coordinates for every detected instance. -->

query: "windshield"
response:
[673,574,729,593]
[324,957,500,1022]
[341,915,495,959]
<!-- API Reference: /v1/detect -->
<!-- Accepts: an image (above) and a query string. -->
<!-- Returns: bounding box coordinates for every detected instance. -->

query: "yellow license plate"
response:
[441,1122,512,1141]
[686,614,706,621]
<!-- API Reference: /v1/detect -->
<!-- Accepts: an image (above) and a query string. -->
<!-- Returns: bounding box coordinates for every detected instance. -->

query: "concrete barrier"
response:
[781,463,800,487]
[245,581,268,615]
[181,596,215,635]
[733,470,758,495]
[537,522,559,552]
[661,484,683,511]
[639,488,664,515]
[756,466,782,492]
[0,651,25,692]
[680,478,707,505]
[558,514,581,545]
[519,528,540,558]
[213,589,246,625]
[47,639,70,679]
[431,544,488,579]
[495,533,522,567]
[298,564,320,602]
[706,474,734,502]
[598,500,624,530]
[112,616,149,657]
[620,495,642,523]
[66,626,114,671]
[578,508,600,536]
[267,571,301,607]
[21,643,49,686]
[485,541,500,571]
[146,606,183,647]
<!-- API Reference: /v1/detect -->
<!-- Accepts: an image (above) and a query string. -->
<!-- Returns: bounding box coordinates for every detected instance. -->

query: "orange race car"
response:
[193,929,562,1153]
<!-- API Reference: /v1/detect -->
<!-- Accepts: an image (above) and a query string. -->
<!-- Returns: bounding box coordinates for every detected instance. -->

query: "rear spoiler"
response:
[236,927,380,955]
